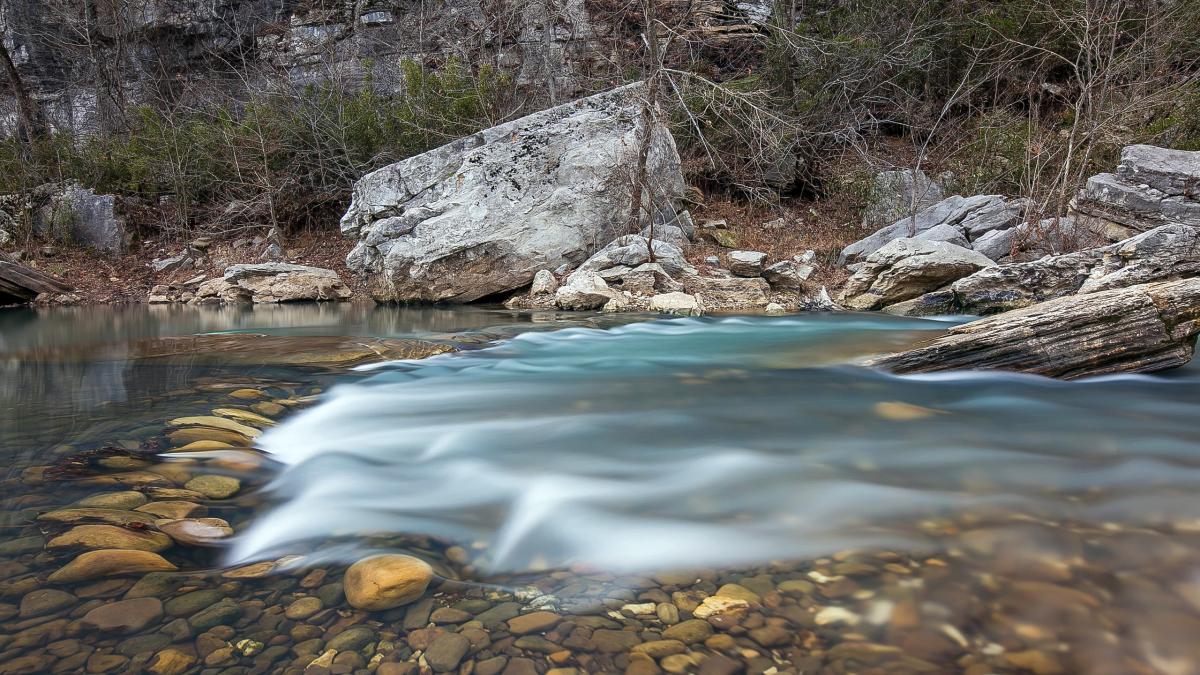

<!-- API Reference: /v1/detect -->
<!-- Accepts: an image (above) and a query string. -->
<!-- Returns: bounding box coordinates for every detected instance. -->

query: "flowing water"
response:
[2,304,1200,674]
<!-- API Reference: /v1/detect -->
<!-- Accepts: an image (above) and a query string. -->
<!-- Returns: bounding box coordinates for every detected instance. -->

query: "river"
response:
[1,303,1198,674]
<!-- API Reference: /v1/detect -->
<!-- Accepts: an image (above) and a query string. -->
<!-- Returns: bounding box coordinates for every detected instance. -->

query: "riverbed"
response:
[2,304,1199,674]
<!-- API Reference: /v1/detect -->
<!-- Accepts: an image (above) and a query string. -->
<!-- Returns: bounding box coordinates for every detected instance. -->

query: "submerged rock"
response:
[46,525,173,553]
[341,85,684,303]
[343,554,434,611]
[869,277,1200,378]
[48,549,177,583]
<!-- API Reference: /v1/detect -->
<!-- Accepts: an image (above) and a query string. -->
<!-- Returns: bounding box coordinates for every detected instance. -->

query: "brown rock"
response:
[343,554,434,611]
[506,611,562,635]
[48,549,177,584]
[46,525,172,553]
[80,597,163,634]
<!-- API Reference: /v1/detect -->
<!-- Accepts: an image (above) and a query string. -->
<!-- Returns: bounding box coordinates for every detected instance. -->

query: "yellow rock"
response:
[250,402,285,417]
[230,389,267,400]
[173,440,235,452]
[46,525,173,553]
[48,549,177,583]
[168,416,261,438]
[37,508,158,527]
[211,408,276,427]
[146,647,197,675]
[873,400,944,421]
[134,501,208,519]
[75,491,148,510]
[167,428,251,447]
[343,554,434,611]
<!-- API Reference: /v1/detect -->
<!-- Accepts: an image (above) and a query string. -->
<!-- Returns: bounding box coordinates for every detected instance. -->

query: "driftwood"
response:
[0,254,73,305]
[869,278,1200,379]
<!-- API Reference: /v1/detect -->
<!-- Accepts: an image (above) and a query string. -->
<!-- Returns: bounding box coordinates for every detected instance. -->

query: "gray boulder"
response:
[762,258,814,290]
[838,239,994,311]
[861,169,945,229]
[683,276,770,311]
[572,235,692,280]
[914,223,970,249]
[1071,145,1200,240]
[36,183,126,253]
[839,194,1012,265]
[340,84,684,303]
[728,250,767,277]
[530,270,558,296]
[554,272,615,310]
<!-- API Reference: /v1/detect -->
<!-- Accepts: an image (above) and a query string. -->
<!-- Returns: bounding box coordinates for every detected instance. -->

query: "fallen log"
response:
[0,254,74,305]
[868,277,1200,379]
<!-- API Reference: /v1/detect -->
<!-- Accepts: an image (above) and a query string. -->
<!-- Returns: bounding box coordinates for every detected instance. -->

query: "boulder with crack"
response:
[838,239,994,311]
[340,84,684,303]
[869,277,1200,379]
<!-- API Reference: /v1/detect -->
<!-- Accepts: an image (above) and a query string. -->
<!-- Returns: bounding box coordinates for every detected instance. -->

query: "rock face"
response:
[192,263,351,304]
[341,85,685,303]
[35,184,127,252]
[861,169,945,229]
[869,278,1200,379]
[900,224,1200,316]
[841,194,1026,266]
[1072,145,1200,239]
[838,239,994,311]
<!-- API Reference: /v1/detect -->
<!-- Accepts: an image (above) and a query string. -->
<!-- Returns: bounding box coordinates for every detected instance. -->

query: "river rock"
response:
[343,554,433,611]
[762,258,814,289]
[684,276,770,311]
[837,238,994,311]
[156,518,234,546]
[650,292,703,316]
[80,597,163,633]
[340,84,684,303]
[554,272,615,310]
[531,270,558,296]
[425,632,471,672]
[75,491,148,510]
[169,415,261,438]
[46,524,173,553]
[134,501,207,519]
[728,250,767,277]
[18,589,76,618]
[37,508,158,527]
[505,611,561,635]
[870,277,1200,378]
[183,475,241,499]
[48,549,177,583]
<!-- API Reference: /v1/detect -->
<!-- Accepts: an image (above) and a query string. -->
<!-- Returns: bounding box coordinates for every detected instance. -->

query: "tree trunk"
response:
[627,0,663,261]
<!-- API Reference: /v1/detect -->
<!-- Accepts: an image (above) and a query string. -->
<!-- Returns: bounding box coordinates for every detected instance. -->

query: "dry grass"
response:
[686,197,863,290]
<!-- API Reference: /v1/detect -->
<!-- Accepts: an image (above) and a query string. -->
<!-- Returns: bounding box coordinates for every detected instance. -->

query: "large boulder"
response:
[840,194,1022,266]
[869,277,1200,379]
[340,84,685,303]
[838,239,994,311]
[683,276,770,311]
[35,183,127,252]
[861,169,945,229]
[192,263,351,304]
[1071,145,1200,239]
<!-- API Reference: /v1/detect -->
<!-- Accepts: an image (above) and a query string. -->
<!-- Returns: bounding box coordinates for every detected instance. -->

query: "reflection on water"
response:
[3,305,1200,674]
